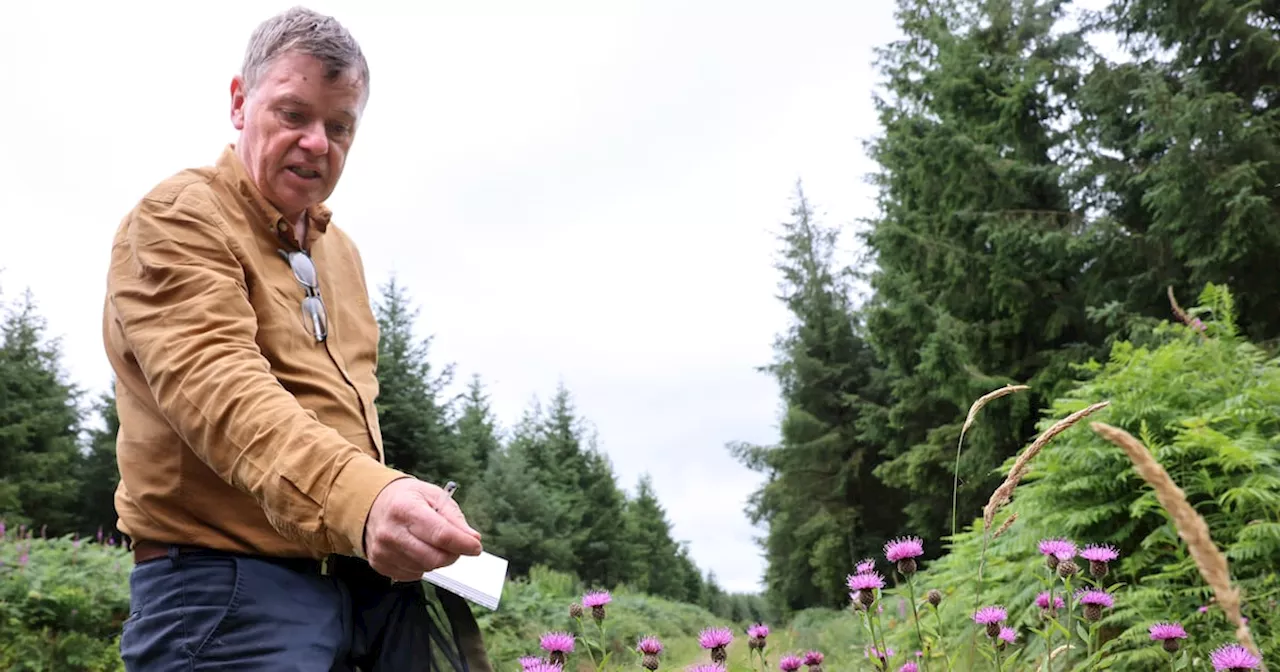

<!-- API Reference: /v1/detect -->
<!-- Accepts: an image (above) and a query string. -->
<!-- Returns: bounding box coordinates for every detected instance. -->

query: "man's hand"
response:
[363,478,484,582]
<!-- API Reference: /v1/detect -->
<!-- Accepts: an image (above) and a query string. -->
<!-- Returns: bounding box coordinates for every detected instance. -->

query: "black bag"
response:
[333,555,494,672]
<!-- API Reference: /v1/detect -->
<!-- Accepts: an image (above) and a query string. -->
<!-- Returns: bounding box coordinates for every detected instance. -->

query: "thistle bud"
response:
[569,602,583,619]
[1056,559,1079,578]
[642,654,660,670]
[927,589,942,607]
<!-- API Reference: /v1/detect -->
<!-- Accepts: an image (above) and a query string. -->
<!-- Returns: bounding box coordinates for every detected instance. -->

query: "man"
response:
[103,7,491,670]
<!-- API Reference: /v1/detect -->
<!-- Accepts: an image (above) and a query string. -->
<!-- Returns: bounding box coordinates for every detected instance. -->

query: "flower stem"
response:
[906,575,930,672]
[594,618,608,672]
[932,605,952,672]
[1044,585,1054,672]
[994,642,1004,672]
[1061,577,1074,668]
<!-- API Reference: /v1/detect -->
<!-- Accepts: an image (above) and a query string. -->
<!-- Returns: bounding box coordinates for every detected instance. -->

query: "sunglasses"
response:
[278,248,328,342]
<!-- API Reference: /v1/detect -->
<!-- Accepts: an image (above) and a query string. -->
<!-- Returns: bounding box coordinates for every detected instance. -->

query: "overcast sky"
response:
[0,0,905,593]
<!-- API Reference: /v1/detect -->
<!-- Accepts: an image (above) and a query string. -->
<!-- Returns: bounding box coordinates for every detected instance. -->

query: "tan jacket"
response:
[103,144,408,560]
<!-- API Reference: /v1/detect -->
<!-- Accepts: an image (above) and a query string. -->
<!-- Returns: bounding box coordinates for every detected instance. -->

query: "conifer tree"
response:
[373,277,473,486]
[858,0,1097,542]
[0,289,86,534]
[731,182,901,611]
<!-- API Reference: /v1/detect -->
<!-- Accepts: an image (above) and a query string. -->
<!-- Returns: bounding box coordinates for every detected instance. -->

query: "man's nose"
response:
[298,122,330,155]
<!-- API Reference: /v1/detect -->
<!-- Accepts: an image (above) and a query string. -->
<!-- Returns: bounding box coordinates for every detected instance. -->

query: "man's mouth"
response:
[287,166,322,180]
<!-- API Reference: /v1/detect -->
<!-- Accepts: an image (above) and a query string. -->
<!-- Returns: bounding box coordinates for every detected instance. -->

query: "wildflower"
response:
[1149,622,1188,653]
[1057,558,1080,578]
[747,623,770,650]
[1209,643,1262,671]
[1038,538,1076,570]
[899,664,918,672]
[848,571,886,608]
[1076,589,1114,622]
[568,602,584,619]
[698,627,733,664]
[582,590,611,622]
[802,651,824,671]
[927,589,942,607]
[884,536,925,576]
[856,557,876,574]
[1035,590,1064,619]
[865,645,894,662]
[1080,544,1119,578]
[685,666,726,672]
[0,521,5,538]
[997,627,1017,647]
[779,654,803,671]
[973,605,1007,638]
[523,663,562,672]
[539,632,574,665]
[518,657,544,671]
[637,635,663,670]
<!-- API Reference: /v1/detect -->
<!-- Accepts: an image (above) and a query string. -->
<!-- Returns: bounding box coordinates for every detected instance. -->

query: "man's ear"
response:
[230,75,248,131]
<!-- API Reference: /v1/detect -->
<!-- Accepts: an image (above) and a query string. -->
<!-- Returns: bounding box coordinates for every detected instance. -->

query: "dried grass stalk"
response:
[1091,422,1266,668]
[993,512,1017,539]
[961,384,1031,443]
[982,401,1111,529]
[953,384,1030,537]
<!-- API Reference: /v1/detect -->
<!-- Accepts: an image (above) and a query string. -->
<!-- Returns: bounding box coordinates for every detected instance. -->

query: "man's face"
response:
[230,51,365,222]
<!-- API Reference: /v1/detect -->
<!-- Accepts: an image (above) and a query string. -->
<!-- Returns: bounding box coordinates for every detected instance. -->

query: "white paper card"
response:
[422,551,509,610]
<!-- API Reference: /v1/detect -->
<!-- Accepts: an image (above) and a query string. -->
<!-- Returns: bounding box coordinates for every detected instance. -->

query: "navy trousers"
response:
[119,549,352,671]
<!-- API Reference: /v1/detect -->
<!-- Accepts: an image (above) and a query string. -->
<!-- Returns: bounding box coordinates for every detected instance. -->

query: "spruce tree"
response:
[0,289,86,535]
[373,277,472,486]
[731,182,903,611]
[859,0,1097,542]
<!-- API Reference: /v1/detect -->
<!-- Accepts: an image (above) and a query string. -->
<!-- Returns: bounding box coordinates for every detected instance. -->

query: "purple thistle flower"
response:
[885,536,925,575]
[1038,538,1076,571]
[865,645,894,660]
[855,557,876,574]
[1210,643,1262,671]
[899,664,918,672]
[540,632,574,653]
[637,636,663,654]
[1149,622,1188,653]
[0,521,6,538]
[847,571,886,591]
[1077,589,1114,622]
[686,666,726,672]
[747,623,770,639]
[1035,591,1065,611]
[779,654,803,671]
[699,626,733,664]
[518,657,544,671]
[1080,544,1119,577]
[802,651,824,665]
[848,570,885,608]
[582,590,611,607]
[974,605,1007,637]
[998,627,1017,645]
[582,589,611,621]
[524,664,562,672]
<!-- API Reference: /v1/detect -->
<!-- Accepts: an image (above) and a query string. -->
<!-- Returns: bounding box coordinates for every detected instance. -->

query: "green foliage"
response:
[732,182,908,614]
[882,285,1278,668]
[0,531,130,672]
[859,0,1106,546]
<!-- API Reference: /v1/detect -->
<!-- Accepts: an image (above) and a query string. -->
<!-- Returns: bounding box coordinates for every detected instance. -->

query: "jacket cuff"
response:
[327,455,410,558]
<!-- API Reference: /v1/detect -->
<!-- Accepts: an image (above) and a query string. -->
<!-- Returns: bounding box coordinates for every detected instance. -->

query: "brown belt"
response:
[131,540,329,575]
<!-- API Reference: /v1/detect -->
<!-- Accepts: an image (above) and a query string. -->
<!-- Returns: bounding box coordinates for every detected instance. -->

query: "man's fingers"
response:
[435,497,482,540]
[414,506,483,556]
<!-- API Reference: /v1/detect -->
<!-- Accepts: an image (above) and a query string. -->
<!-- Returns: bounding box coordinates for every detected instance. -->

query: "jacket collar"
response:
[216,144,333,249]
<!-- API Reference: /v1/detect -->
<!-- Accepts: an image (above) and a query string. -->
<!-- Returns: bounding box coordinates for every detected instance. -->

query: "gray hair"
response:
[240,6,370,102]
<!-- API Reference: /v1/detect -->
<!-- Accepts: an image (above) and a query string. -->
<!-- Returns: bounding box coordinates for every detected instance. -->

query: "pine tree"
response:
[373,277,472,486]
[1073,0,1280,342]
[624,474,684,598]
[451,374,501,486]
[77,386,121,538]
[858,0,1098,542]
[0,289,86,535]
[732,182,904,611]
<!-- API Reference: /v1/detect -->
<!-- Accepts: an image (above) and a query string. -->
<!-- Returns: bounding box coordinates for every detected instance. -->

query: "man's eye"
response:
[281,110,304,123]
